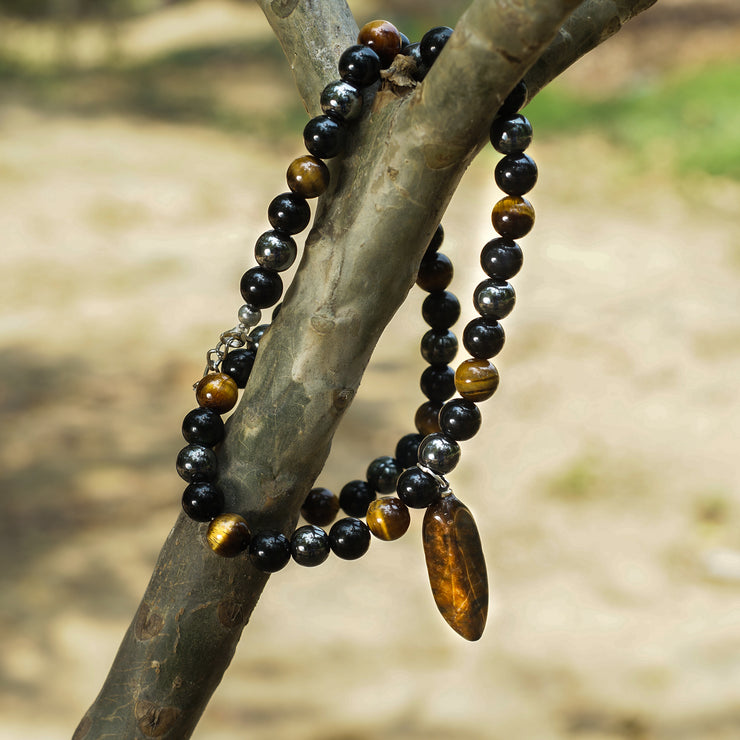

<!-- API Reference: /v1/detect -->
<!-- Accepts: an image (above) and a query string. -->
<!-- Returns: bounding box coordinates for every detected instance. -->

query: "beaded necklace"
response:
[175,20,537,642]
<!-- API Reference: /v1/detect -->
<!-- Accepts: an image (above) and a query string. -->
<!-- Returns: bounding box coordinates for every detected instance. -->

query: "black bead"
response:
[422,290,460,329]
[176,444,218,483]
[420,364,455,402]
[338,44,381,88]
[420,329,458,365]
[399,32,410,49]
[221,348,256,389]
[396,466,441,509]
[495,152,538,196]
[499,80,527,116]
[402,41,429,80]
[339,479,376,518]
[329,517,371,560]
[420,26,453,67]
[254,230,297,272]
[490,113,533,154]
[267,192,311,235]
[463,317,505,359]
[320,79,363,121]
[271,302,282,320]
[249,324,269,349]
[366,455,402,494]
[480,237,523,279]
[249,529,291,572]
[291,524,330,567]
[182,407,225,447]
[301,487,340,527]
[395,433,424,469]
[303,114,348,159]
[181,481,224,522]
[425,224,444,256]
[439,399,482,441]
[416,252,453,292]
[473,278,516,320]
[240,267,283,310]
[418,433,460,474]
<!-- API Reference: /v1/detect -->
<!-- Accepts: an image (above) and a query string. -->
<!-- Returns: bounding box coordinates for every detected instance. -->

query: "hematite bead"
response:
[366,497,410,540]
[425,224,444,256]
[499,80,527,116]
[339,479,376,518]
[439,399,482,441]
[492,196,535,239]
[366,455,402,494]
[301,487,340,527]
[338,45,381,88]
[358,19,402,67]
[176,444,218,482]
[420,364,455,402]
[320,80,363,121]
[249,324,269,348]
[473,278,516,320]
[329,517,371,560]
[303,114,348,159]
[182,406,224,447]
[421,329,458,365]
[207,513,250,558]
[455,358,500,402]
[463,317,505,359]
[490,113,533,154]
[287,155,330,199]
[415,401,442,435]
[480,237,523,279]
[397,466,442,509]
[182,481,224,522]
[267,192,311,234]
[240,267,283,310]
[422,290,460,330]
[418,433,461,474]
[221,348,256,389]
[237,303,261,328]
[420,26,453,67]
[291,524,330,567]
[254,231,297,272]
[402,41,428,81]
[495,153,538,196]
[416,252,453,292]
[196,373,238,414]
[395,433,424,469]
[249,529,291,572]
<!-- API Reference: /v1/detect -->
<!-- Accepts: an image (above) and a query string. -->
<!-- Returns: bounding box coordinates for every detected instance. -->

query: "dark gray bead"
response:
[473,278,516,320]
[320,80,363,121]
[254,230,297,272]
[366,455,402,494]
[418,433,460,474]
[176,444,218,482]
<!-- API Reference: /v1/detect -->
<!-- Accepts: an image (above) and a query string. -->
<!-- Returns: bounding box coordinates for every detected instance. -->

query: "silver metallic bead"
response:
[320,80,363,122]
[418,433,460,474]
[238,304,262,328]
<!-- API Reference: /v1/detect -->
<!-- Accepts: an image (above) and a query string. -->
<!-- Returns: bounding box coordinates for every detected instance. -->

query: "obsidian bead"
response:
[473,278,516,320]
[240,267,283,310]
[480,237,523,279]
[221,348,256,389]
[420,329,458,365]
[267,192,311,235]
[303,115,348,160]
[395,433,424,469]
[271,302,282,320]
[420,364,455,402]
[495,153,538,196]
[320,80,363,122]
[249,529,291,572]
[366,455,402,494]
[415,401,442,435]
[182,407,225,447]
[399,32,410,49]
[358,19,402,67]
[291,524,330,567]
[301,487,340,527]
[490,114,533,154]
[248,324,269,349]
[420,26,453,67]
[397,466,442,509]
[254,230,297,272]
[339,479,376,518]
[425,224,444,256]
[492,196,535,239]
[402,41,429,80]
[439,399,482,441]
[422,290,460,329]
[418,433,461,474]
[499,80,527,116]
[181,481,224,522]
[463,317,505,359]
[416,252,453,292]
[338,45,381,88]
[329,517,371,560]
[176,444,218,483]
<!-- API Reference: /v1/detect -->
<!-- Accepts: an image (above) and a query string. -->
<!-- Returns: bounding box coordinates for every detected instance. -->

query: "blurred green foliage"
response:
[0,0,172,20]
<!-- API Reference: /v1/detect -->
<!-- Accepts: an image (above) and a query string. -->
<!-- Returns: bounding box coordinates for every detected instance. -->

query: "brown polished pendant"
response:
[422,494,488,641]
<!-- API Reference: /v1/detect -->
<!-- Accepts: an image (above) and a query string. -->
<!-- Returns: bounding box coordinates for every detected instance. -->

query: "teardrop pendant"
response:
[422,494,488,641]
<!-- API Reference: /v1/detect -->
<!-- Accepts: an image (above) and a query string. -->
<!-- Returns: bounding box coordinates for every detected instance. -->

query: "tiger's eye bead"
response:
[424,224,444,256]
[418,433,460,474]
[301,487,340,527]
[495,153,538,196]
[196,373,238,414]
[416,252,453,292]
[207,513,251,557]
[397,466,441,509]
[287,155,330,199]
[492,196,535,239]
[182,406,225,447]
[320,80,363,121]
[221,347,256,389]
[303,114,348,159]
[473,278,516,320]
[395,433,424,469]
[415,401,442,435]
[366,497,411,540]
[358,19,402,67]
[291,524,330,567]
[339,479,376,518]
[463,317,505,359]
[329,517,371,560]
[480,237,523,279]
[455,359,500,402]
[249,529,291,572]
[490,113,533,154]
[420,26,453,67]
[240,267,283,310]
[182,481,224,522]
[439,399,482,441]
[420,365,455,402]
[338,45,381,88]
[366,455,402,494]
[422,290,461,330]
[267,192,311,234]
[421,329,458,365]
[254,231,297,273]
[176,444,218,482]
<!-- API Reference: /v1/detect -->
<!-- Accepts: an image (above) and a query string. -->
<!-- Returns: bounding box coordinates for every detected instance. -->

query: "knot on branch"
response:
[135,602,164,641]
[135,701,182,738]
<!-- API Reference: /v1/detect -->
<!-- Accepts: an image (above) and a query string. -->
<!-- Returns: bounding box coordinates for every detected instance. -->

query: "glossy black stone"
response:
[271,302,282,320]
[420,26,453,67]
[181,481,224,522]
[301,487,340,527]
[418,433,461,474]
[499,80,527,116]
[366,455,402,494]
[399,32,410,49]
[182,407,225,447]
[420,364,456,402]
[338,44,381,88]
[320,79,363,121]
[254,230,297,272]
[240,267,283,310]
[490,114,533,154]
[439,399,482,441]
[329,517,371,560]
[395,433,424,469]
[249,529,291,572]
[397,466,442,509]
[176,444,218,483]
[303,114,348,159]
[463,317,505,359]
[480,237,523,279]
[339,479,376,518]
[422,290,460,330]
[221,348,256,389]
[420,329,458,365]
[402,41,429,80]
[267,192,311,235]
[473,278,516,320]
[425,224,444,256]
[249,324,269,348]
[495,152,538,196]
[291,524,330,567]
[417,252,453,292]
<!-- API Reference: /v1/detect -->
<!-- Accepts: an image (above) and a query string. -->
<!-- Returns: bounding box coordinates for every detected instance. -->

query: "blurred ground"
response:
[1,1,740,739]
